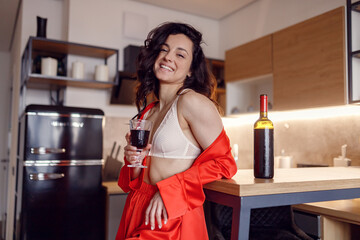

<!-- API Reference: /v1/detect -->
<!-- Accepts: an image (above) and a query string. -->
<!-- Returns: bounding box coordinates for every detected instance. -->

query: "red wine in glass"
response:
[130,130,150,149]
[128,119,152,168]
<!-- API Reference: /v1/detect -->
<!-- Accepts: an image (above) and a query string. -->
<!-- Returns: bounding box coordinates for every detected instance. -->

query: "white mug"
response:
[95,64,109,81]
[72,61,85,79]
[279,156,293,168]
[41,57,57,76]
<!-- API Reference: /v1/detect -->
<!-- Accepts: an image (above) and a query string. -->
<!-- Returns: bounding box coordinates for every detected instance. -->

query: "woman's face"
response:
[153,34,193,85]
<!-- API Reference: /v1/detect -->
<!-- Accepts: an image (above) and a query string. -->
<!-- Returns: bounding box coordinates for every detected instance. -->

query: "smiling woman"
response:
[116,22,237,240]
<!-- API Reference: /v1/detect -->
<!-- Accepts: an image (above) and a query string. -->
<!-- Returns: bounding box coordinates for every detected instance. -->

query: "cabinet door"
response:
[273,7,346,110]
[225,35,272,82]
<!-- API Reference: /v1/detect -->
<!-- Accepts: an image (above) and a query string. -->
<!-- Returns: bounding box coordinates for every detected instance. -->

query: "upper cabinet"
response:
[273,7,346,110]
[347,0,360,104]
[225,35,272,82]
[206,58,226,115]
[21,37,119,90]
[225,7,346,114]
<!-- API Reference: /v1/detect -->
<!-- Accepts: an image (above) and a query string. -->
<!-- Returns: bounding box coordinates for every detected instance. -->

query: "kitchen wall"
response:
[104,106,360,171]
[64,0,221,118]
[0,51,11,224]
[224,106,360,169]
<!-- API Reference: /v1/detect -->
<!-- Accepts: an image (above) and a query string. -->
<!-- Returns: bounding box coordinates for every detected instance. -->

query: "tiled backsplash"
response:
[103,117,129,164]
[103,113,360,169]
[225,114,360,169]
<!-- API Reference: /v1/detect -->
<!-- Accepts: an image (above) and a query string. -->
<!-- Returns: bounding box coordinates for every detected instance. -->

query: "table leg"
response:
[236,204,251,240]
[204,189,252,240]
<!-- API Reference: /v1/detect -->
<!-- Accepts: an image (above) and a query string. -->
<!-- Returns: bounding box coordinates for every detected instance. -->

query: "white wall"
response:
[21,0,67,107]
[65,0,221,117]
[0,51,11,224]
[219,0,346,58]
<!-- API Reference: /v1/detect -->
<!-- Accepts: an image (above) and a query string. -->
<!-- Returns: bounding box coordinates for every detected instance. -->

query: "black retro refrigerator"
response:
[15,105,106,240]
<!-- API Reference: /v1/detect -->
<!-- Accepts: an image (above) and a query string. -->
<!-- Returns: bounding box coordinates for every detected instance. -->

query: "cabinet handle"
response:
[29,173,65,181]
[30,147,66,154]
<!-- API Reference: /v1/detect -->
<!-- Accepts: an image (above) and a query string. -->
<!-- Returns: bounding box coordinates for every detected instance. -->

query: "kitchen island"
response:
[203,167,360,240]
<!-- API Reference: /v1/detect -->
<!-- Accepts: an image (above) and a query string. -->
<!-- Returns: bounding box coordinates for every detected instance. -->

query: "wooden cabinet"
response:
[294,199,360,240]
[207,58,226,115]
[225,7,347,113]
[272,7,346,110]
[225,35,272,82]
[21,37,119,90]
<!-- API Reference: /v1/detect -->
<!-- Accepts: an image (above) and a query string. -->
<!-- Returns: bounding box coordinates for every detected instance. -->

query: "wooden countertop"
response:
[103,167,360,197]
[103,181,125,194]
[293,199,360,225]
[203,167,360,197]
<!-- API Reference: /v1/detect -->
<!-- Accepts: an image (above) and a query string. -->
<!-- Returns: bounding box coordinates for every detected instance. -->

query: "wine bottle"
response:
[254,94,274,179]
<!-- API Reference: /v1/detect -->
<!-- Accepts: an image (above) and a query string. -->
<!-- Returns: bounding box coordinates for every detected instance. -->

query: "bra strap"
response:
[139,101,159,119]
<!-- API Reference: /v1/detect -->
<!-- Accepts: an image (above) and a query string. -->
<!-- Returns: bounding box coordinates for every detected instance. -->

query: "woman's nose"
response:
[164,51,174,61]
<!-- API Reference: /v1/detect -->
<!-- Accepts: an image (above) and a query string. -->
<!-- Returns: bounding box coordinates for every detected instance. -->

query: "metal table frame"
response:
[204,187,360,240]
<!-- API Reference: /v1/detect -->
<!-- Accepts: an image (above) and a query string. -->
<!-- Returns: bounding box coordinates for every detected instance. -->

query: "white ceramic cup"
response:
[279,156,293,168]
[41,57,58,76]
[72,61,85,79]
[95,64,109,81]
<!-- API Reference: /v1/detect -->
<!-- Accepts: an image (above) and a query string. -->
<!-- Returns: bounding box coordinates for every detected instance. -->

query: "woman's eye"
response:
[177,54,185,58]
[160,48,168,52]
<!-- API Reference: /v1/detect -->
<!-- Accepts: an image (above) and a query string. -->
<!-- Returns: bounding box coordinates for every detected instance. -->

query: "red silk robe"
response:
[116,103,237,239]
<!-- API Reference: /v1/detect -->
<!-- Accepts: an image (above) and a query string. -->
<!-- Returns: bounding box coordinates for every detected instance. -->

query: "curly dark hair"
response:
[135,22,216,112]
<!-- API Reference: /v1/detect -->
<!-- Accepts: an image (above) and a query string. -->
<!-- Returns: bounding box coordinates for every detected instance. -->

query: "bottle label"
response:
[254,128,274,179]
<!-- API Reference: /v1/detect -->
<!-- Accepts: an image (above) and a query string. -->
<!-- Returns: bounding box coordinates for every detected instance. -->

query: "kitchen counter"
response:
[203,167,360,240]
[103,181,125,195]
[203,166,360,197]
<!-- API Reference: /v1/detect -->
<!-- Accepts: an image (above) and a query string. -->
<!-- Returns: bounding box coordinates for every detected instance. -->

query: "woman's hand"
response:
[145,191,168,230]
[124,132,151,179]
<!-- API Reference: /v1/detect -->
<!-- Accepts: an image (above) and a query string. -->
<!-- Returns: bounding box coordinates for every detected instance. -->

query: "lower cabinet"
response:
[107,194,128,240]
[293,208,360,240]
[293,210,321,240]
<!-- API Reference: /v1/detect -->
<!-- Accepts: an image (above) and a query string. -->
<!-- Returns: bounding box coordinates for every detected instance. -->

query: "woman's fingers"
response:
[162,207,168,225]
[145,192,167,230]
[125,132,131,144]
[143,143,152,151]
[156,203,163,229]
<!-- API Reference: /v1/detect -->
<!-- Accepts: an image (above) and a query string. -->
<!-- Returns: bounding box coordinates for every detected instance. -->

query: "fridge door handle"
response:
[30,147,66,154]
[29,173,65,181]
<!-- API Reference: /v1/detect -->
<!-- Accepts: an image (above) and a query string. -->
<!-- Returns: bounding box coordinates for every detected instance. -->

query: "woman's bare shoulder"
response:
[178,89,215,112]
[178,90,221,124]
[178,89,223,148]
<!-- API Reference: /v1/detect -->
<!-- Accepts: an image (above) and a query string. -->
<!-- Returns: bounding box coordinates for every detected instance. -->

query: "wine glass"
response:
[128,119,152,168]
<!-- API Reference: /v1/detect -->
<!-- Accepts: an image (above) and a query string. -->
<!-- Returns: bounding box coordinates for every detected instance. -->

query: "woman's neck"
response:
[158,84,182,109]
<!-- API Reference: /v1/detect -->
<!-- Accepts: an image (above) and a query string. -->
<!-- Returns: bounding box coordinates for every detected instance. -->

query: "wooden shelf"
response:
[352,50,360,58]
[26,74,114,89]
[216,88,226,94]
[21,37,119,91]
[30,37,118,59]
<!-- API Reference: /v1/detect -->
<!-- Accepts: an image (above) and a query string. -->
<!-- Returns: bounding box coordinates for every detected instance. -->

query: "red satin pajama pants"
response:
[115,180,208,240]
